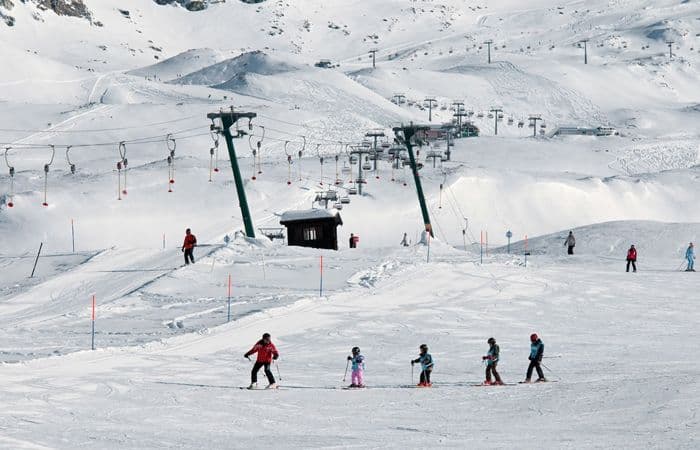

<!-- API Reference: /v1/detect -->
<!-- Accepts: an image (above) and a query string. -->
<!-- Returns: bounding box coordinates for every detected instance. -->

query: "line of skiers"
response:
[565,232,695,273]
[242,333,547,389]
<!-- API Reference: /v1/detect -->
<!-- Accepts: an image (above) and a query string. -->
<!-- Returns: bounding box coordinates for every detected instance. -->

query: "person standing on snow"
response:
[564,231,576,255]
[181,228,197,265]
[244,333,279,389]
[482,337,503,385]
[411,344,434,387]
[685,243,695,272]
[524,333,545,383]
[349,233,357,249]
[626,244,637,273]
[347,347,366,388]
[400,233,409,247]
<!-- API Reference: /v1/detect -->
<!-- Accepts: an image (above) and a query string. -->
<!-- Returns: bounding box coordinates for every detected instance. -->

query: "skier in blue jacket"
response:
[524,333,545,383]
[686,243,695,272]
[411,344,434,387]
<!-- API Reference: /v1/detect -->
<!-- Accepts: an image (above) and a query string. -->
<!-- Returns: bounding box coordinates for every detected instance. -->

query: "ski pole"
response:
[343,360,350,382]
[411,363,414,385]
[541,362,559,380]
[275,360,282,381]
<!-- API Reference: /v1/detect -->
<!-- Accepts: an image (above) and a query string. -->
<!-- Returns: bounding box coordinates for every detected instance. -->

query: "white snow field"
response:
[0,0,699,448]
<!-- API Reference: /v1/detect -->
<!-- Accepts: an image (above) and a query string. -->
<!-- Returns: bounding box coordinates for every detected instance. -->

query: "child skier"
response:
[347,346,365,388]
[244,333,280,389]
[524,333,545,383]
[482,337,503,385]
[411,344,434,387]
[686,242,695,272]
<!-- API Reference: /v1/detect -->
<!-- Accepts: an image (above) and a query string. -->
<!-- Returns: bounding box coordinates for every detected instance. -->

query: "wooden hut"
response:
[279,209,343,250]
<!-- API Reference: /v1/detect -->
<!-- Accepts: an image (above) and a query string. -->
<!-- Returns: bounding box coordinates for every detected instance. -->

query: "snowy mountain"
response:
[1,0,700,447]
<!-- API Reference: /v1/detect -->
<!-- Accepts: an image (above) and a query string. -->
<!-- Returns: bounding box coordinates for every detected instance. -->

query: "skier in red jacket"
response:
[244,333,279,389]
[181,228,197,265]
[626,245,637,272]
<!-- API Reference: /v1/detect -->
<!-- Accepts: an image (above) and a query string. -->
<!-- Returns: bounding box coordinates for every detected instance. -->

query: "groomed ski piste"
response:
[1,0,699,448]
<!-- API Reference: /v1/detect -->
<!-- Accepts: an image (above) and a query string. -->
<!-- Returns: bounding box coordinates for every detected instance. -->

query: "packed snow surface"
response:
[0,0,699,448]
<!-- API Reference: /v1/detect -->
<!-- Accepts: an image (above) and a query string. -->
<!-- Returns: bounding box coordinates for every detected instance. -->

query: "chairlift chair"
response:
[362,162,372,170]
[340,196,350,204]
[348,187,358,195]
[334,203,343,210]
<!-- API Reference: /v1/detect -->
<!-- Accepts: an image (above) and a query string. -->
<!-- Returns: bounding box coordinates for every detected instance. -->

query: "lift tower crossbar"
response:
[207,109,257,238]
[393,124,434,238]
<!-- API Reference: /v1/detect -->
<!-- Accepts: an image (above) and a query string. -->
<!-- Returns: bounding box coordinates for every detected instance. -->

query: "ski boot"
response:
[266,383,278,389]
[535,377,547,383]
[247,383,257,390]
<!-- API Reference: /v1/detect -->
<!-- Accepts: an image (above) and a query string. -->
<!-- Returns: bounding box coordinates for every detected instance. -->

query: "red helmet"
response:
[530,333,538,342]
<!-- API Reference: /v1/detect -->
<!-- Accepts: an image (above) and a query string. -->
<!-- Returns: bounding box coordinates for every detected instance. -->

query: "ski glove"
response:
[245,355,251,360]
[273,355,279,360]
[347,356,353,361]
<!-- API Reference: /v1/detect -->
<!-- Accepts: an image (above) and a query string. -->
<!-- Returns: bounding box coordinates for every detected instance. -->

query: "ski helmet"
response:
[262,333,271,340]
[419,344,428,352]
[352,346,360,354]
[488,337,496,344]
[530,333,538,342]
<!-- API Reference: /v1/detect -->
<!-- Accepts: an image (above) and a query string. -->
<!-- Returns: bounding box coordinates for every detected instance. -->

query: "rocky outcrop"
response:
[35,0,92,20]
[154,0,208,12]
[0,0,14,26]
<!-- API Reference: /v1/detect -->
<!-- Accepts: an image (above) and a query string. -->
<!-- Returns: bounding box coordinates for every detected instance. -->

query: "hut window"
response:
[303,227,317,241]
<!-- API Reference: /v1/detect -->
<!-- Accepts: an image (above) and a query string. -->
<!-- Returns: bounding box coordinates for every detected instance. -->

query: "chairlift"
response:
[340,196,350,204]
[518,120,524,128]
[477,112,484,118]
[333,203,343,210]
[508,117,514,125]
[540,123,547,128]
[362,162,372,171]
[350,155,358,164]
[348,187,358,195]
[487,113,494,119]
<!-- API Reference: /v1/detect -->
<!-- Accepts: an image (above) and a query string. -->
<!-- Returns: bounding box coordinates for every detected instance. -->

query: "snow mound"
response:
[171,50,300,87]
[504,220,699,261]
[127,48,231,82]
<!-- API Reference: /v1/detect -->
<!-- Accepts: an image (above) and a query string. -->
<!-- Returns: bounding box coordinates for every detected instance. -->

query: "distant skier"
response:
[400,233,409,247]
[181,228,197,265]
[349,233,357,249]
[564,231,576,255]
[347,346,366,388]
[482,337,503,385]
[626,244,637,273]
[685,242,695,272]
[524,333,545,383]
[411,344,434,387]
[244,333,279,389]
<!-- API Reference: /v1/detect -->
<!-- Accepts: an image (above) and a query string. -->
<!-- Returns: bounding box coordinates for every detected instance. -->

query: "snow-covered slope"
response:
[1,0,700,447]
